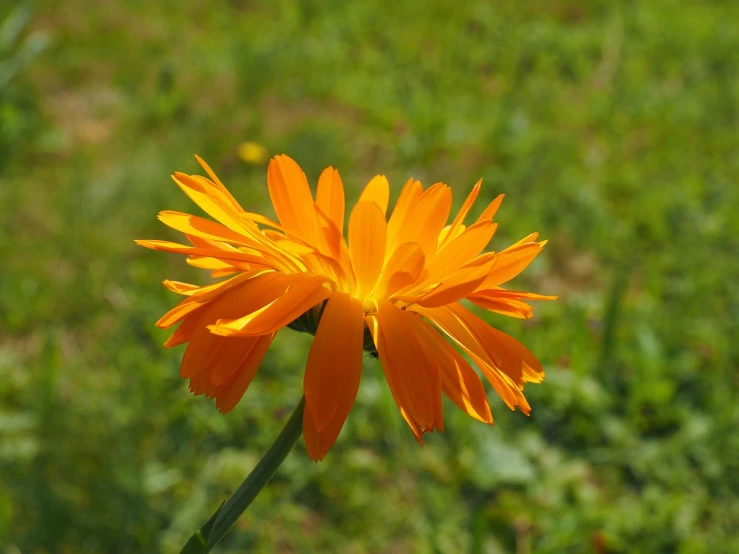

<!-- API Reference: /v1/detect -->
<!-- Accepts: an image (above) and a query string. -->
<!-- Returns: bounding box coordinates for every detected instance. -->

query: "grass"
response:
[1,0,737,552]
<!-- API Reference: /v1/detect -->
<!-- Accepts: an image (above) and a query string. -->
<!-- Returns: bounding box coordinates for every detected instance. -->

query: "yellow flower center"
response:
[361,296,377,316]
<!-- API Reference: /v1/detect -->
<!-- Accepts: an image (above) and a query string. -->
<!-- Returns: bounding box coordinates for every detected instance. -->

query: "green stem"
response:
[180,397,305,553]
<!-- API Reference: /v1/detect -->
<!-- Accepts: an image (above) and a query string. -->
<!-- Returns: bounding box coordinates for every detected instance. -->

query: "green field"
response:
[1,0,737,552]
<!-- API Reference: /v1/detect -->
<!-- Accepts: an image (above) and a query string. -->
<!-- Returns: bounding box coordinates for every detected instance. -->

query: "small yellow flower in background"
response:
[136,155,556,461]
[237,141,268,165]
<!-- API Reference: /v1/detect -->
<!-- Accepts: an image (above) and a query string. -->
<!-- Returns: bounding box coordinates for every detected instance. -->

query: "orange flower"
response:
[136,155,556,460]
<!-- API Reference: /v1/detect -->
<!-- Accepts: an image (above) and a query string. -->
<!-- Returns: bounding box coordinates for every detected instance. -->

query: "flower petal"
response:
[182,331,261,385]
[195,155,244,210]
[170,272,303,346]
[478,240,547,289]
[304,292,364,432]
[439,179,482,249]
[163,280,200,295]
[367,300,442,439]
[411,319,493,424]
[392,183,452,260]
[208,335,267,386]
[478,288,558,301]
[185,257,237,271]
[468,288,557,319]
[374,242,425,298]
[413,304,532,413]
[468,295,534,319]
[178,287,274,383]
[303,397,352,462]
[359,175,390,215]
[209,275,331,336]
[158,211,254,246]
[348,201,387,297]
[157,271,271,329]
[475,193,504,223]
[425,219,497,282]
[314,203,348,265]
[409,253,497,308]
[267,155,321,245]
[442,303,545,384]
[316,166,345,232]
[386,178,423,257]
[213,334,274,413]
[172,172,255,237]
[314,202,346,260]
[134,239,276,269]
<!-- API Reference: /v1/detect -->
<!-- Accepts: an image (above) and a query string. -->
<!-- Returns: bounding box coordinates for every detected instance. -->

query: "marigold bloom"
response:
[136,155,555,460]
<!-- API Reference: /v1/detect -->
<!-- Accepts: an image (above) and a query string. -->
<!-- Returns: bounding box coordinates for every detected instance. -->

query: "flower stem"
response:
[180,397,305,553]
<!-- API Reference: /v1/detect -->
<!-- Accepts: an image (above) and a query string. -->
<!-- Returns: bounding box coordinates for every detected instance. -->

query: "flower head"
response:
[136,155,555,460]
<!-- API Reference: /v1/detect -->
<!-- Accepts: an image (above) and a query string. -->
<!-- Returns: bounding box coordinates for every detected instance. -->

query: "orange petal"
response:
[187,371,211,396]
[478,240,547,289]
[412,319,493,424]
[314,203,344,259]
[180,331,221,379]
[481,325,545,385]
[158,211,254,246]
[468,288,556,319]
[185,257,236,271]
[268,238,315,256]
[475,194,504,223]
[425,220,497,282]
[468,295,534,319]
[185,333,273,410]
[304,292,363,432]
[209,275,331,336]
[135,239,275,268]
[510,232,540,247]
[386,178,423,257]
[178,282,279,379]
[359,175,390,215]
[213,333,274,413]
[348,202,387,297]
[305,249,349,288]
[411,254,497,308]
[374,242,425,298]
[367,300,442,437]
[157,271,270,329]
[194,155,244,211]
[316,167,345,232]
[392,183,452,260]
[313,203,355,291]
[209,336,264,386]
[267,155,321,245]
[210,268,240,278]
[182,333,256,384]
[303,395,353,461]
[168,271,298,345]
[172,173,255,238]
[163,280,200,295]
[439,179,482,249]
[481,288,558,301]
[164,316,203,348]
[413,304,531,413]
[447,303,544,384]
[437,223,466,246]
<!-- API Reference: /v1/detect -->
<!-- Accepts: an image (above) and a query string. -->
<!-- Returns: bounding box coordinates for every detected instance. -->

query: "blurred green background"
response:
[1,0,737,552]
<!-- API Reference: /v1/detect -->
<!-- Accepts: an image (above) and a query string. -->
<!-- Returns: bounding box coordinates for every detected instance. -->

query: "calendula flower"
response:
[136,155,555,460]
